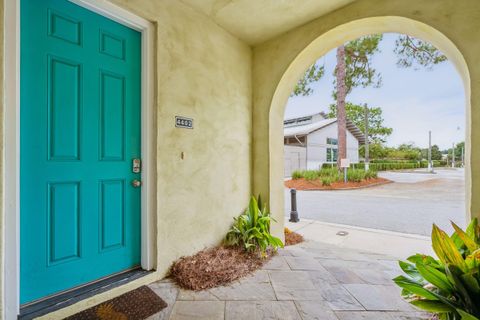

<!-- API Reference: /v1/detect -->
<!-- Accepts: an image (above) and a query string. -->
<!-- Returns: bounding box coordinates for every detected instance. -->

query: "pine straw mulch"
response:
[284,228,304,246]
[170,245,274,291]
[284,177,391,191]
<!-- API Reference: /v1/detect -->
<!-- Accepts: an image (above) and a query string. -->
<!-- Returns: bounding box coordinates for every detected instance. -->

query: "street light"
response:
[428,131,433,173]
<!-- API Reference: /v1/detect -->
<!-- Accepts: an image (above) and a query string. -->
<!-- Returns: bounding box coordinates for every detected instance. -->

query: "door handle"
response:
[131,179,142,188]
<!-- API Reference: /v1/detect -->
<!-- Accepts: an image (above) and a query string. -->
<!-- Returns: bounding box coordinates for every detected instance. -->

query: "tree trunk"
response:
[336,45,347,168]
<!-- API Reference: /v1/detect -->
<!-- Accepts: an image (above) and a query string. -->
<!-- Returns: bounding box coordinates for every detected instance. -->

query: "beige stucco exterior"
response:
[108,0,253,281]
[0,1,3,318]
[1,0,479,318]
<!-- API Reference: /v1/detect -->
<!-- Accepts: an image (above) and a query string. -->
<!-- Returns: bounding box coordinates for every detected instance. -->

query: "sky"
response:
[284,33,465,150]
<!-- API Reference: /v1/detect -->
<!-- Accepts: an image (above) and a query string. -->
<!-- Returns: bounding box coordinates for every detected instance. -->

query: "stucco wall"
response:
[0,1,4,316]
[252,0,478,230]
[108,0,252,279]
[1,0,252,318]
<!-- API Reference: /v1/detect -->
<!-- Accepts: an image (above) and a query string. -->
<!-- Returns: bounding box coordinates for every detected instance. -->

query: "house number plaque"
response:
[175,116,193,129]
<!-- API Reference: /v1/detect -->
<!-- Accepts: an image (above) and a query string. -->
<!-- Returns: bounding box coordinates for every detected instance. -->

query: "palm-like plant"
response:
[394,219,480,320]
[225,196,284,255]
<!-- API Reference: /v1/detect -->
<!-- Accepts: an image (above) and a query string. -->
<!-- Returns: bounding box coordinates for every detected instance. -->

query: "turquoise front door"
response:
[20,0,142,304]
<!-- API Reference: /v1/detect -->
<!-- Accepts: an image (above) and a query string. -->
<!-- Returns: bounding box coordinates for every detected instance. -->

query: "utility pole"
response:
[364,106,369,171]
[336,45,347,169]
[428,131,432,173]
[452,142,456,168]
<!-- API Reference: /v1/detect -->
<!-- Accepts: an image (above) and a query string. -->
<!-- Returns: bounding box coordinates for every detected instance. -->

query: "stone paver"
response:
[225,301,301,320]
[169,301,224,320]
[261,255,290,270]
[343,284,414,311]
[147,280,179,320]
[284,256,327,271]
[146,239,426,319]
[269,270,323,300]
[335,311,430,320]
[294,300,339,320]
[209,281,277,301]
[317,284,365,311]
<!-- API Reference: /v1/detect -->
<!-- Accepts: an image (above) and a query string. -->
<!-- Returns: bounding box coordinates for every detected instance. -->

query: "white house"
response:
[284,113,365,176]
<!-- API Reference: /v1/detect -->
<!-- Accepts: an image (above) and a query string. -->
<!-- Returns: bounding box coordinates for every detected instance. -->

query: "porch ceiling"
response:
[179,0,357,45]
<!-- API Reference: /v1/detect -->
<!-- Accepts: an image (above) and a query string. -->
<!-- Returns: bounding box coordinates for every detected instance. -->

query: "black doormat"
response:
[65,286,167,320]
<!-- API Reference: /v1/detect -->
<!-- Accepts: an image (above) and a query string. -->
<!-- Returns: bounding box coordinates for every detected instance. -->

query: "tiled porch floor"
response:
[145,240,429,320]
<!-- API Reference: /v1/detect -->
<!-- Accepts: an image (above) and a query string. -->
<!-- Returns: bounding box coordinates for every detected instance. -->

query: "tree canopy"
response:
[291,34,448,98]
[291,63,324,97]
[327,102,393,143]
[394,35,447,70]
[333,34,383,98]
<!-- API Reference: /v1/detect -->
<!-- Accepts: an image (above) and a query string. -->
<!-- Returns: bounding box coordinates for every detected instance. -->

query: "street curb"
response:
[286,218,431,241]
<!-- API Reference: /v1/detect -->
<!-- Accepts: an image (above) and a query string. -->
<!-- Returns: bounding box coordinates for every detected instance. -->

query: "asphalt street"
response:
[284,168,466,236]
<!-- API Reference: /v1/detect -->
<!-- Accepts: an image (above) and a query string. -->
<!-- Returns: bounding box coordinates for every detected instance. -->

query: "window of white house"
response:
[326,137,338,145]
[327,147,338,162]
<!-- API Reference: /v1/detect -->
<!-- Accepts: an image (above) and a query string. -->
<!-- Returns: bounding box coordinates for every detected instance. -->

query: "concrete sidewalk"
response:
[286,218,434,259]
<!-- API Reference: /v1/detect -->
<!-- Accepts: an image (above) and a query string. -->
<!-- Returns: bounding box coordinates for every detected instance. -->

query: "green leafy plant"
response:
[303,170,319,181]
[394,219,480,320]
[365,169,378,179]
[292,170,303,180]
[225,196,284,256]
[346,169,366,182]
[321,176,334,186]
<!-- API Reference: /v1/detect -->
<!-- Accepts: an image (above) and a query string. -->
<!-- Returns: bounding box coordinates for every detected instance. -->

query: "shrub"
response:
[394,219,480,320]
[365,170,378,179]
[322,176,336,186]
[225,196,283,256]
[322,163,337,169]
[303,170,320,181]
[291,170,303,180]
[319,167,339,177]
[347,169,366,182]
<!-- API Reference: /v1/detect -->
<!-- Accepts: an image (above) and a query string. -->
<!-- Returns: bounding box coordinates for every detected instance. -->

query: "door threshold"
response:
[19,268,152,320]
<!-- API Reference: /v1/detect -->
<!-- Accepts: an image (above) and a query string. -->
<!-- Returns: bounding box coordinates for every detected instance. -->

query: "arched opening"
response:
[267,17,471,240]
[284,31,465,237]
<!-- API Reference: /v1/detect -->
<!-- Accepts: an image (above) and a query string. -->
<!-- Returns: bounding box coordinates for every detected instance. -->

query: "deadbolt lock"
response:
[132,158,141,173]
[131,179,142,188]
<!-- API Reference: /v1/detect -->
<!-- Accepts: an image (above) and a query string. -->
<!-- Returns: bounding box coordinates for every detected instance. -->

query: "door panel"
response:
[20,0,141,304]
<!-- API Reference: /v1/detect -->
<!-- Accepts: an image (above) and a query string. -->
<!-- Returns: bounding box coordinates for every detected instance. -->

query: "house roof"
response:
[284,118,366,144]
[284,118,336,136]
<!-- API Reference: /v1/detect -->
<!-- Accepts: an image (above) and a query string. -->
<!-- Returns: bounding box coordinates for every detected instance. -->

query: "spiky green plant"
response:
[394,218,480,320]
[291,170,303,180]
[225,196,284,256]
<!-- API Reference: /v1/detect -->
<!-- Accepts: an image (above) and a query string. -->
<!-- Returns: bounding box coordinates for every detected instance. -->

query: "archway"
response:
[262,17,471,238]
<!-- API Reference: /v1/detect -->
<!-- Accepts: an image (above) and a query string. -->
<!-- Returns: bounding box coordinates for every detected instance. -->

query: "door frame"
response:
[3,0,156,317]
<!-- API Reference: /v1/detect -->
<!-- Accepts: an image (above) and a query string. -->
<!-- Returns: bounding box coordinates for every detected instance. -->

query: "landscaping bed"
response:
[171,227,303,291]
[285,176,391,190]
[171,245,272,290]
[171,196,283,291]
[286,167,392,190]
[284,228,304,246]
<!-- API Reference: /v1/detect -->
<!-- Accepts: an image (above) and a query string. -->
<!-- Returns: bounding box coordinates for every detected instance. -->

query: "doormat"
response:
[65,286,167,320]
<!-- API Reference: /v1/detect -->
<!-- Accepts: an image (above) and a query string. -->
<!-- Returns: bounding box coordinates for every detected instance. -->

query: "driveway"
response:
[284,168,466,236]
